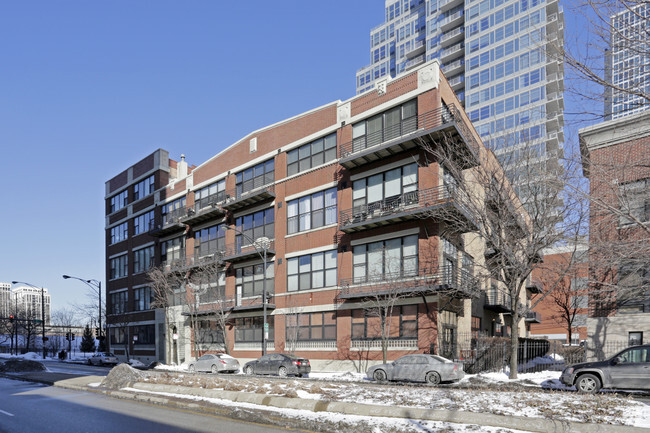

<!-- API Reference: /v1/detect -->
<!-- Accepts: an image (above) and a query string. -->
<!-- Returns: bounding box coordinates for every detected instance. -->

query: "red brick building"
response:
[105,61,532,369]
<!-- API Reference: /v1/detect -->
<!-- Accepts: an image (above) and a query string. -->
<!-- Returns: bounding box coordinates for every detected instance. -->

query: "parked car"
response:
[88,352,119,366]
[188,353,240,374]
[243,353,311,377]
[366,354,465,385]
[560,344,650,393]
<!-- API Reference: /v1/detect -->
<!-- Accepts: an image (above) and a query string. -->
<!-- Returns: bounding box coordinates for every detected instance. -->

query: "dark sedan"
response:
[243,353,311,377]
[367,354,465,385]
[560,344,650,393]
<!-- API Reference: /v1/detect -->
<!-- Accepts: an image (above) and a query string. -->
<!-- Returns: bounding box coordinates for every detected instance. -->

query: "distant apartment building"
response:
[0,282,11,318]
[580,110,650,350]
[106,60,536,369]
[10,285,51,325]
[355,0,565,204]
[605,3,650,120]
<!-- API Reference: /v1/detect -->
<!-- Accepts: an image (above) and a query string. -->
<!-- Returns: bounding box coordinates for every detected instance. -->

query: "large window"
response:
[287,188,337,235]
[194,223,226,258]
[110,291,128,314]
[352,163,418,212]
[286,312,336,342]
[235,208,274,248]
[134,175,155,201]
[110,190,128,213]
[161,236,185,266]
[110,255,128,280]
[236,262,274,298]
[110,222,128,245]
[619,178,650,226]
[133,246,155,274]
[197,320,225,346]
[195,179,225,210]
[287,250,337,292]
[162,197,186,224]
[235,159,274,198]
[287,133,337,176]
[134,211,154,235]
[235,316,274,343]
[351,305,417,340]
[352,100,417,152]
[198,273,226,304]
[617,261,650,313]
[133,286,152,311]
[132,324,155,344]
[353,235,418,283]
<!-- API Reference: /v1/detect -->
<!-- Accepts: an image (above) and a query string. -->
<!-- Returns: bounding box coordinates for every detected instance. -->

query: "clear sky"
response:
[0,1,591,315]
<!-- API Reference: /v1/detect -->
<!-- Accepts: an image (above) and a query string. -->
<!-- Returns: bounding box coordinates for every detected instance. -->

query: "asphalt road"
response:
[0,377,306,433]
[41,359,113,376]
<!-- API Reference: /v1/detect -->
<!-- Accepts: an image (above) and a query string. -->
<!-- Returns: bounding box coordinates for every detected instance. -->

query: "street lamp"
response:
[224,226,271,355]
[62,275,102,341]
[11,281,47,359]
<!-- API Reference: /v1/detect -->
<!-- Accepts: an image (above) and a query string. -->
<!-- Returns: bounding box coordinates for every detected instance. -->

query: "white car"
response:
[88,352,119,366]
[188,353,240,374]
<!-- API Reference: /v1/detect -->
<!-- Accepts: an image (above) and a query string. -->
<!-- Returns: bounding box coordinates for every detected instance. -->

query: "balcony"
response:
[404,39,426,59]
[161,252,224,272]
[339,105,479,170]
[222,239,276,263]
[338,265,477,300]
[149,207,186,237]
[525,311,542,323]
[439,0,463,12]
[231,294,276,312]
[339,185,476,233]
[440,11,464,32]
[440,42,464,63]
[447,74,465,91]
[222,181,275,212]
[484,290,512,313]
[404,54,426,72]
[442,59,464,77]
[526,280,543,294]
[180,199,226,226]
[440,27,464,47]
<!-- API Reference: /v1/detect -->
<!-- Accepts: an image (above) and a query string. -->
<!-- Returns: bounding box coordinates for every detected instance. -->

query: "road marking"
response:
[0,409,14,417]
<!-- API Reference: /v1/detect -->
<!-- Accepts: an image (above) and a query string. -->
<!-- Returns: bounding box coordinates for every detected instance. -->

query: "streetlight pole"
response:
[224,226,270,355]
[62,275,102,341]
[11,281,47,359]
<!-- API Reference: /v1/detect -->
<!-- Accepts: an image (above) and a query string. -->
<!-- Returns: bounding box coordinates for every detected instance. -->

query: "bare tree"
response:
[50,308,79,357]
[108,313,134,361]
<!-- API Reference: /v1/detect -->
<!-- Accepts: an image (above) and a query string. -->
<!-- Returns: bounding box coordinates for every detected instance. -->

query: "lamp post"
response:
[224,226,270,355]
[62,275,102,341]
[11,281,47,359]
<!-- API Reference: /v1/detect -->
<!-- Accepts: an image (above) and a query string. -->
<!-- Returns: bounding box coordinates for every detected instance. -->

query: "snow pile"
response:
[101,363,145,390]
[0,358,47,372]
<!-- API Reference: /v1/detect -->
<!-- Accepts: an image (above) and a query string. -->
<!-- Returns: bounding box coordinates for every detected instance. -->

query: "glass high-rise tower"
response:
[356,0,565,201]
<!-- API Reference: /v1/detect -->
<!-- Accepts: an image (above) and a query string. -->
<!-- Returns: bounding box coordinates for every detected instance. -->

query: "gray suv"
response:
[560,344,650,393]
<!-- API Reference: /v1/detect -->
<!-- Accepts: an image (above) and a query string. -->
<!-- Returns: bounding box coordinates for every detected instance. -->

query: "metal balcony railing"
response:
[485,290,512,312]
[525,311,542,322]
[338,265,476,299]
[339,105,478,161]
[161,251,224,270]
[222,239,275,262]
[223,179,275,211]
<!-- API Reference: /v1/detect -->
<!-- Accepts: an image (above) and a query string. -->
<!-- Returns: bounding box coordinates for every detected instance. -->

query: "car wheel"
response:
[245,365,254,375]
[278,366,288,377]
[373,369,387,382]
[425,371,441,385]
[576,374,601,393]
[211,365,218,374]
[189,365,195,373]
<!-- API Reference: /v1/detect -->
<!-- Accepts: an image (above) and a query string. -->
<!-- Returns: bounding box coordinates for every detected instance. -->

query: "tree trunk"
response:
[509,313,520,379]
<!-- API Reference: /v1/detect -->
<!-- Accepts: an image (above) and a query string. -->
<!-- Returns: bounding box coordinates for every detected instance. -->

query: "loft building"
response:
[355,0,565,204]
[105,60,536,369]
[605,3,650,120]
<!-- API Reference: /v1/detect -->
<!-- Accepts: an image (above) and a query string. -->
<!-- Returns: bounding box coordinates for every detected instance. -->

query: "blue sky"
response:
[0,1,593,315]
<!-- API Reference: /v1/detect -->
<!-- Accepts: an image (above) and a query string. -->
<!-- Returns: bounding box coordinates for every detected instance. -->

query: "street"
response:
[0,377,303,433]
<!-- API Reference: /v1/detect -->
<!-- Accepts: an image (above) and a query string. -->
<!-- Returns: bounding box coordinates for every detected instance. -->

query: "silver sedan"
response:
[367,354,465,385]
[188,353,240,374]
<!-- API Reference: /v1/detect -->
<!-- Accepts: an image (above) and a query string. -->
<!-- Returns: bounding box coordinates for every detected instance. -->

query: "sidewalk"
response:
[4,370,648,433]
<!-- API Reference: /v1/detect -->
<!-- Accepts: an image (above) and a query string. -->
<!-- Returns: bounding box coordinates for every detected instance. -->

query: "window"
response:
[110,190,128,213]
[110,290,128,314]
[133,287,152,311]
[351,305,417,340]
[196,320,225,346]
[571,294,589,309]
[132,324,155,344]
[286,312,336,342]
[619,178,650,225]
[194,179,225,211]
[235,208,274,248]
[134,211,154,235]
[353,235,418,283]
[195,223,226,259]
[617,261,650,313]
[110,222,128,245]
[235,316,274,343]
[161,236,185,266]
[287,133,337,176]
[235,158,274,198]
[110,326,126,345]
[134,175,155,201]
[352,100,417,152]
[198,273,226,304]
[110,255,128,280]
[443,238,458,285]
[162,197,186,225]
[287,250,337,292]
[352,163,418,214]
[287,188,337,234]
[236,262,274,298]
[629,332,643,346]
[133,246,155,274]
